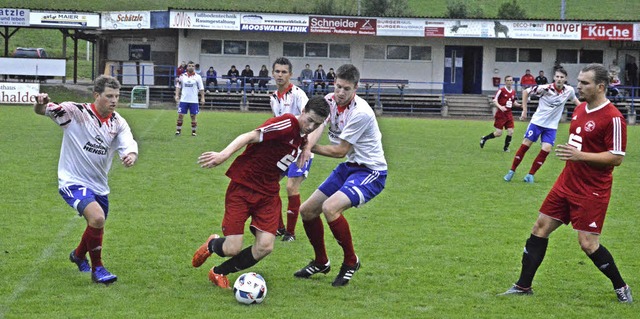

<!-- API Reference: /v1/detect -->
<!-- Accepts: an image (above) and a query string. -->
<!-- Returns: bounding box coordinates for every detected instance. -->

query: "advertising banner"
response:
[377,18,424,37]
[443,20,491,38]
[101,11,151,30]
[309,16,376,35]
[0,83,40,104]
[169,10,239,30]
[240,13,308,33]
[424,20,445,37]
[29,11,99,28]
[0,8,29,26]
[581,23,633,41]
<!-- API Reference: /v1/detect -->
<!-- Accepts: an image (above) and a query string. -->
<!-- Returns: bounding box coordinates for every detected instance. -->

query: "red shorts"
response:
[494,111,514,129]
[221,181,281,236]
[539,187,610,234]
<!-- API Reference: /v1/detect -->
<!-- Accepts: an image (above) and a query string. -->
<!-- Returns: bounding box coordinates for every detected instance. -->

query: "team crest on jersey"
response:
[584,120,596,132]
[94,135,104,145]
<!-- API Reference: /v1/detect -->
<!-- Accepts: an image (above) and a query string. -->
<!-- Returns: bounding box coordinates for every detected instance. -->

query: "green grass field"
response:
[1,91,639,318]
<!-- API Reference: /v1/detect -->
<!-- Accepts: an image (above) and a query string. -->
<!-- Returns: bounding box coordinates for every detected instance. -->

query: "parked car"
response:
[11,47,52,82]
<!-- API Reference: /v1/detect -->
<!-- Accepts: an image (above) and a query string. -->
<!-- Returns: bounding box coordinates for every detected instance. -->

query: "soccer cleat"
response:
[503,148,510,152]
[332,259,361,287]
[498,284,533,296]
[504,170,515,182]
[282,232,296,242]
[208,267,230,289]
[175,131,181,136]
[69,250,91,272]
[294,260,331,278]
[92,266,117,284]
[192,234,219,268]
[615,285,633,303]
[523,174,535,183]
[479,137,486,149]
[191,132,197,137]
[276,228,286,237]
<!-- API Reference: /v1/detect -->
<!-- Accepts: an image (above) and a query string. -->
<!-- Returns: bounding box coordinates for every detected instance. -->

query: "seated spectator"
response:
[205,66,218,92]
[257,65,269,93]
[520,69,536,88]
[241,65,255,93]
[313,64,327,94]
[326,67,336,91]
[195,63,203,77]
[299,64,313,94]
[226,65,240,93]
[609,59,621,84]
[535,70,548,85]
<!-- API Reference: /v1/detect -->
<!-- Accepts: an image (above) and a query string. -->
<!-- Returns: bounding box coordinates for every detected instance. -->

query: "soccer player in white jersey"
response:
[504,68,581,183]
[269,57,310,242]
[293,64,388,287]
[34,75,138,284]
[175,61,205,136]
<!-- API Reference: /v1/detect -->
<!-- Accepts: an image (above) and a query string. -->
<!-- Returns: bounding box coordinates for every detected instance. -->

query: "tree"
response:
[362,0,409,17]
[446,1,468,18]
[497,0,527,19]
[313,0,355,15]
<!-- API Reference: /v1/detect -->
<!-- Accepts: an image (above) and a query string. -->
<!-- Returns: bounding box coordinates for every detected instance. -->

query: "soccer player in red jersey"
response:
[480,75,521,152]
[191,96,329,289]
[500,64,632,303]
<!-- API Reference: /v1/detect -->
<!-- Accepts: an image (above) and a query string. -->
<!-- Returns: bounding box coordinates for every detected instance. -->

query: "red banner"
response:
[581,23,633,41]
[309,16,376,35]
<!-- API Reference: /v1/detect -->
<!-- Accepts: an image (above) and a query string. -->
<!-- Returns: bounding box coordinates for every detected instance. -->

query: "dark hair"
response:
[305,96,330,119]
[93,75,121,94]
[272,57,292,73]
[336,64,360,85]
[554,68,568,77]
[504,75,513,81]
[582,63,609,87]
[187,61,195,65]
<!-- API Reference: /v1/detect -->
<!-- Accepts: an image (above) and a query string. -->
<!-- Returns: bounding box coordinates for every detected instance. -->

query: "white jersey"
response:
[324,93,387,171]
[45,102,138,195]
[527,83,577,129]
[177,72,204,103]
[270,83,308,116]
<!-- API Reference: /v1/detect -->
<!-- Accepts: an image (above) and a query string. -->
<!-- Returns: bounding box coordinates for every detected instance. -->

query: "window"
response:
[518,48,542,62]
[283,42,304,57]
[556,49,578,64]
[364,45,385,59]
[248,41,269,56]
[580,50,603,63]
[201,40,222,54]
[387,45,409,60]
[411,46,431,61]
[224,40,246,55]
[306,43,328,57]
[496,48,517,62]
[330,44,350,59]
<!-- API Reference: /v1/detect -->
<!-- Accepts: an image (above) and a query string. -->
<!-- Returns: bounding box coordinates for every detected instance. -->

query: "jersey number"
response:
[568,133,582,151]
[277,153,296,171]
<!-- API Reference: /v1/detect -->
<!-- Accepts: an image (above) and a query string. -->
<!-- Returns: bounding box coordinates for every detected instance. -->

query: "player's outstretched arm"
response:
[34,93,50,115]
[198,130,261,168]
[311,138,352,158]
[297,123,325,167]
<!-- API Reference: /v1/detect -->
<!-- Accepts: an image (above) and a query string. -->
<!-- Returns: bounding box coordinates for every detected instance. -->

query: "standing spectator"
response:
[314,64,327,94]
[191,97,330,289]
[624,57,638,88]
[499,64,631,304]
[609,59,621,85]
[520,69,536,88]
[269,57,310,241]
[257,65,269,93]
[299,64,313,94]
[175,61,205,136]
[504,68,580,183]
[175,61,187,87]
[326,67,336,91]
[293,64,388,287]
[205,66,218,93]
[33,75,138,284]
[480,75,521,152]
[535,70,548,85]
[241,65,255,93]
[226,65,240,93]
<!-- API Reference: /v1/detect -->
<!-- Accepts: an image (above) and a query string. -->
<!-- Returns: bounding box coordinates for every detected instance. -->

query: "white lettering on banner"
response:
[586,25,629,37]
[310,17,358,28]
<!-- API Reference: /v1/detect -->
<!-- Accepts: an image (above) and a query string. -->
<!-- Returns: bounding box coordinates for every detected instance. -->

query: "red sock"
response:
[85,226,104,271]
[511,144,530,171]
[529,150,549,175]
[74,226,92,258]
[303,217,328,265]
[191,121,197,133]
[328,215,357,266]
[285,194,300,235]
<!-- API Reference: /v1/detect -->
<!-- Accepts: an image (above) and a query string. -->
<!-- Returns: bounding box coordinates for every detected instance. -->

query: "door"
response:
[444,46,463,94]
[444,46,484,94]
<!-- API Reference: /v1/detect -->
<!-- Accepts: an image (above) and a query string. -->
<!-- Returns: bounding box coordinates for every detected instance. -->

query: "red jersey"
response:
[493,86,517,115]
[554,101,626,199]
[226,113,305,195]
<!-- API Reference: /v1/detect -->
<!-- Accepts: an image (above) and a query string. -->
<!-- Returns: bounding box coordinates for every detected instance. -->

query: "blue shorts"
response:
[286,158,313,178]
[524,123,557,145]
[318,162,387,208]
[59,185,109,218]
[177,102,199,115]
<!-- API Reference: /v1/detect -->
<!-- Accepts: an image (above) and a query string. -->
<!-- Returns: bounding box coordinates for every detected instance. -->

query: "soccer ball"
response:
[233,272,267,304]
